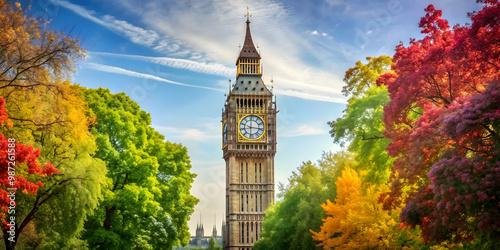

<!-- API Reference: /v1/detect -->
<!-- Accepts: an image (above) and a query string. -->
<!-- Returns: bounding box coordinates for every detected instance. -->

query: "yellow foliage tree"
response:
[311,167,398,249]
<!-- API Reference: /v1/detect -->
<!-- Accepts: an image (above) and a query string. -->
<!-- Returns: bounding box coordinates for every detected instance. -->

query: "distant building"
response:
[174,220,223,249]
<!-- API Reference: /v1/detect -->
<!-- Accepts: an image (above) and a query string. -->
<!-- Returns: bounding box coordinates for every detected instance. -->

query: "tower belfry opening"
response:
[222,7,277,250]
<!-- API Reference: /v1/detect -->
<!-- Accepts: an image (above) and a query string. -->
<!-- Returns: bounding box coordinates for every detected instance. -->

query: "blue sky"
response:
[24,0,482,236]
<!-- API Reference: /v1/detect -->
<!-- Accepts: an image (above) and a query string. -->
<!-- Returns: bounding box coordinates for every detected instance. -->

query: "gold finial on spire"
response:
[244,6,252,21]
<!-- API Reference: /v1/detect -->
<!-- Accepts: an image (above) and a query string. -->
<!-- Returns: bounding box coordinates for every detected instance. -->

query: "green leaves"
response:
[329,56,394,185]
[342,56,392,98]
[81,88,198,249]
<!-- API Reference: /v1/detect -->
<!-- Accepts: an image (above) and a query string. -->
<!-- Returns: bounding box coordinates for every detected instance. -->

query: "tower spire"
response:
[237,6,260,64]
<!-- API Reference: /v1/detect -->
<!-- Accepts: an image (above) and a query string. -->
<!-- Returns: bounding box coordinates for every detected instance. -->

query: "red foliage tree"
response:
[378,0,500,243]
[0,96,58,228]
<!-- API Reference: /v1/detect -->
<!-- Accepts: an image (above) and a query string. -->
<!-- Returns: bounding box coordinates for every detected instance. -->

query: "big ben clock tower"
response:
[222,9,276,250]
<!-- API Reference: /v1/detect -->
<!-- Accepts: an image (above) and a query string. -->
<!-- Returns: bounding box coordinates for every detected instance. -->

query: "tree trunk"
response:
[103,206,116,230]
[3,228,16,250]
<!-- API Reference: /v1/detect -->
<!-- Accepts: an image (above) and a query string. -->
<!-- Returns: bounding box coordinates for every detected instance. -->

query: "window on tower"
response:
[259,163,262,183]
[260,194,262,212]
[255,195,258,212]
[256,223,259,241]
[255,163,257,183]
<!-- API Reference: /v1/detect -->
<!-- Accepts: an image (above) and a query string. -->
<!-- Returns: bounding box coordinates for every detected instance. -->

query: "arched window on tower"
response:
[256,222,259,241]
[260,194,262,212]
[259,163,262,183]
[241,163,243,183]
[251,222,254,243]
[241,195,244,212]
[246,163,248,183]
[247,223,249,243]
[255,163,257,183]
[255,194,258,212]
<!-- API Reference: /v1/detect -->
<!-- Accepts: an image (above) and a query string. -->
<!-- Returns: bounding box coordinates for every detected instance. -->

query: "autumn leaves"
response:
[258,1,500,249]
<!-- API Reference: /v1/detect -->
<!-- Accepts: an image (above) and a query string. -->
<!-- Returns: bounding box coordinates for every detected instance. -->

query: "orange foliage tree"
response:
[311,167,399,249]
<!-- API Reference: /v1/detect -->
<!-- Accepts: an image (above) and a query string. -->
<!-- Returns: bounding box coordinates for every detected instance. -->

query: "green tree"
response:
[328,56,394,185]
[207,236,222,250]
[81,88,198,249]
[254,152,356,250]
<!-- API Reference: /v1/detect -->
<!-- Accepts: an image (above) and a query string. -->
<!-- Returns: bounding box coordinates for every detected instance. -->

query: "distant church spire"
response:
[212,214,217,237]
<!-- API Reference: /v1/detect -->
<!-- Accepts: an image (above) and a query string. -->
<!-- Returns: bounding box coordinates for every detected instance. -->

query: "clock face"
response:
[239,115,265,139]
[223,122,227,144]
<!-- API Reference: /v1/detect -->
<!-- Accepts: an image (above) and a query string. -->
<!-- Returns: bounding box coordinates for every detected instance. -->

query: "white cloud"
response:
[274,88,346,103]
[154,125,219,142]
[280,123,328,137]
[91,52,233,77]
[309,30,331,38]
[51,0,166,48]
[85,62,224,92]
[156,126,215,142]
